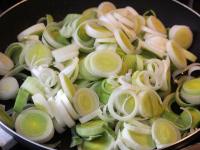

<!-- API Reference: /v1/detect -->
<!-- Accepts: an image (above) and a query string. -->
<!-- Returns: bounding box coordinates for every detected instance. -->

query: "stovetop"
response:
[0,0,200,150]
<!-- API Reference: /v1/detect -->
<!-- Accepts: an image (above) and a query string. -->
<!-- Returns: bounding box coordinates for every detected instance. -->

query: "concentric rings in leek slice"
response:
[72,88,99,116]
[114,29,136,54]
[182,78,200,95]
[186,107,200,128]
[152,118,181,148]
[15,108,54,143]
[89,50,122,77]
[24,41,52,68]
[166,40,187,69]
[169,25,193,49]
[122,128,156,150]
[76,120,107,137]
[139,90,163,118]
[147,16,167,34]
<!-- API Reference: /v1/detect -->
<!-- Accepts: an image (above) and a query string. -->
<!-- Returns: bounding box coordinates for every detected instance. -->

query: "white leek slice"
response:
[169,25,193,49]
[15,108,54,143]
[146,16,166,34]
[85,21,113,38]
[59,73,76,99]
[72,88,99,116]
[125,6,139,16]
[95,44,117,52]
[151,118,181,148]
[0,77,19,100]
[145,36,168,54]
[56,90,79,119]
[17,23,45,41]
[114,29,136,54]
[124,122,151,135]
[182,78,200,95]
[108,87,138,121]
[97,1,116,17]
[89,50,122,77]
[32,93,54,118]
[138,90,163,118]
[0,52,14,75]
[166,40,187,69]
[31,66,58,88]
[53,118,66,134]
[121,128,156,150]
[120,23,137,42]
[79,109,100,124]
[55,94,75,127]
[112,12,135,29]
[52,43,79,63]
[142,26,167,38]
[24,41,52,68]
[48,97,65,127]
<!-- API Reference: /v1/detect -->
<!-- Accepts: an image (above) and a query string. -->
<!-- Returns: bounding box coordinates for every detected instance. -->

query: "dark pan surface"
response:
[0,0,200,149]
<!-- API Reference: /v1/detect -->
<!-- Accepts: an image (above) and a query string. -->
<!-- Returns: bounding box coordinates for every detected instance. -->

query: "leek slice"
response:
[5,42,24,65]
[82,132,114,150]
[114,29,136,54]
[32,93,54,118]
[169,25,193,49]
[89,50,122,77]
[108,87,138,121]
[0,52,14,75]
[151,118,181,148]
[97,2,116,17]
[24,41,52,68]
[42,24,68,49]
[120,54,137,75]
[0,77,19,100]
[17,23,45,41]
[59,73,76,99]
[55,94,75,127]
[21,77,45,95]
[72,88,99,116]
[146,16,166,34]
[60,14,81,38]
[166,40,187,69]
[14,89,30,113]
[186,107,200,128]
[121,128,156,150]
[138,90,163,118]
[79,58,99,81]
[180,78,200,105]
[56,90,79,119]
[52,43,79,63]
[0,107,14,128]
[85,20,113,38]
[15,108,54,143]
[76,120,107,137]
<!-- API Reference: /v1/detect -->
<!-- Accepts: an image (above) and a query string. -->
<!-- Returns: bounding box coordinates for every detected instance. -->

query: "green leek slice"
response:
[15,108,54,143]
[76,120,107,137]
[0,107,14,128]
[186,107,200,128]
[151,118,181,148]
[21,77,45,95]
[13,89,30,113]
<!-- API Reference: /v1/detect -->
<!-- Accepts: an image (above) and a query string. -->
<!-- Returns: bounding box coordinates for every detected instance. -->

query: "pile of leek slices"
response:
[1,1,200,150]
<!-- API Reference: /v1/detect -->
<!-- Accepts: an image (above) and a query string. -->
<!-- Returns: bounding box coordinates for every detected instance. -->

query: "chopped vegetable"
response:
[0,77,19,100]
[15,108,54,143]
[0,52,14,75]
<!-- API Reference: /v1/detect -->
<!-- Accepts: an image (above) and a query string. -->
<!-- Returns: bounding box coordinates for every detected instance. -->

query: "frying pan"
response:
[0,0,200,149]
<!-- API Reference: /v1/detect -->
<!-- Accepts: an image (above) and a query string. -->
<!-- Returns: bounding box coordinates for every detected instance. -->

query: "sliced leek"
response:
[0,52,14,75]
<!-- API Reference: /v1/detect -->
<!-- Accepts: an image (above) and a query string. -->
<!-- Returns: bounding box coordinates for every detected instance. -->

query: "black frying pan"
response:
[0,0,200,149]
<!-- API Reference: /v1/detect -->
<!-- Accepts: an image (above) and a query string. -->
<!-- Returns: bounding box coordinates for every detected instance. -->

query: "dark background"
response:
[0,0,199,150]
[0,0,200,13]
